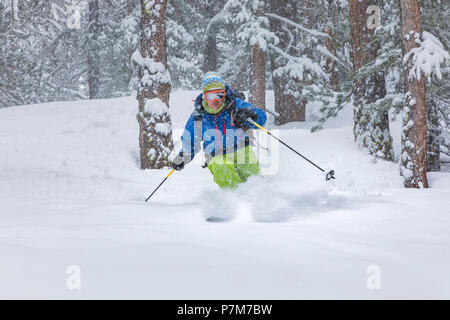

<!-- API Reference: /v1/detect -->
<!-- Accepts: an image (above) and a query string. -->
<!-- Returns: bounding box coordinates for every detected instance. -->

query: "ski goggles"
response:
[204,90,226,102]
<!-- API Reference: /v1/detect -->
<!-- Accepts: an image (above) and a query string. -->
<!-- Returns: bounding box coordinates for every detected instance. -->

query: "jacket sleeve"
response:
[234,97,267,128]
[178,113,201,163]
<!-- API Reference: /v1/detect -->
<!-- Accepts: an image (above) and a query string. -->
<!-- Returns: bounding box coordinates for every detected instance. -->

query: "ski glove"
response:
[172,161,184,171]
[172,154,185,171]
[234,108,258,130]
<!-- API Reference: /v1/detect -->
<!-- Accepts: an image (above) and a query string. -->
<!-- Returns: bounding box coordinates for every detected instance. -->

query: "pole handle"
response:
[325,170,335,181]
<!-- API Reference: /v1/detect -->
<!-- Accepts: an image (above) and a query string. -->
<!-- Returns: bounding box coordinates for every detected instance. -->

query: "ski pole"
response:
[247,119,335,181]
[145,169,175,202]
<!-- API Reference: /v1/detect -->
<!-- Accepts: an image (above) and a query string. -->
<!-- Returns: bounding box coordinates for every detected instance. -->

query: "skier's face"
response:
[204,89,225,110]
[207,99,223,110]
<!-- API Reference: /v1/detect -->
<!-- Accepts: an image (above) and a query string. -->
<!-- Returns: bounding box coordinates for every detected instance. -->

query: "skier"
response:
[171,73,267,190]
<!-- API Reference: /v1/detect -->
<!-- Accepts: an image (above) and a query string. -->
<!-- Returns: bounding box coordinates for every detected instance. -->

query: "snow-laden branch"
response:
[316,45,351,71]
[265,13,331,39]
[3,0,20,21]
[12,0,19,21]
[132,50,166,73]
[204,0,236,39]
[237,18,277,51]
[204,11,223,38]
[281,25,295,53]
[403,31,450,82]
[268,44,329,81]
[132,50,171,85]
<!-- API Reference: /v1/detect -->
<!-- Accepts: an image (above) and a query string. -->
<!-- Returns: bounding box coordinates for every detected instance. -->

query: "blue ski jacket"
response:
[177,85,267,163]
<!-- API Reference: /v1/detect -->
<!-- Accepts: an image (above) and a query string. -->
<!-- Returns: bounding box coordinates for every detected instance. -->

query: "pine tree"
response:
[268,0,305,124]
[421,0,450,171]
[266,0,339,125]
[219,1,253,91]
[349,0,393,161]
[220,0,276,98]
[306,0,353,133]
[0,0,89,107]
[135,0,173,169]
[95,0,140,98]
[165,0,208,89]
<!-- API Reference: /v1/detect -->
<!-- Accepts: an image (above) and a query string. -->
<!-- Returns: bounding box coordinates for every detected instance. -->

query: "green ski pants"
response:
[207,146,261,189]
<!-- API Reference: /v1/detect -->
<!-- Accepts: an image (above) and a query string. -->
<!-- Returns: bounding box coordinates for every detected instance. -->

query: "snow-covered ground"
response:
[0,91,449,299]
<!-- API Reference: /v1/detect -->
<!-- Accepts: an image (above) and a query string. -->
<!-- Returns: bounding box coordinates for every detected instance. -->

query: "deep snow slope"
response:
[0,92,449,299]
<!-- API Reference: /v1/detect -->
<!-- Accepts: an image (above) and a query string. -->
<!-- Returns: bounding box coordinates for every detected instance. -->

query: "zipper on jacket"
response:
[214,116,223,150]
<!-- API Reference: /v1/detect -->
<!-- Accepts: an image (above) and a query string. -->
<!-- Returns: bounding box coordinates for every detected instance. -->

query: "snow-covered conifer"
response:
[135,0,173,169]
[348,0,394,161]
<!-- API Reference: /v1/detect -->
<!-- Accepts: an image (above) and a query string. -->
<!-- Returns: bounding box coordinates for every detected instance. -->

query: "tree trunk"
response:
[136,0,173,169]
[324,1,339,90]
[349,0,393,161]
[201,0,222,74]
[88,0,100,99]
[203,32,218,73]
[324,26,339,90]
[399,0,429,188]
[249,44,266,109]
[269,0,305,125]
[249,2,266,109]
